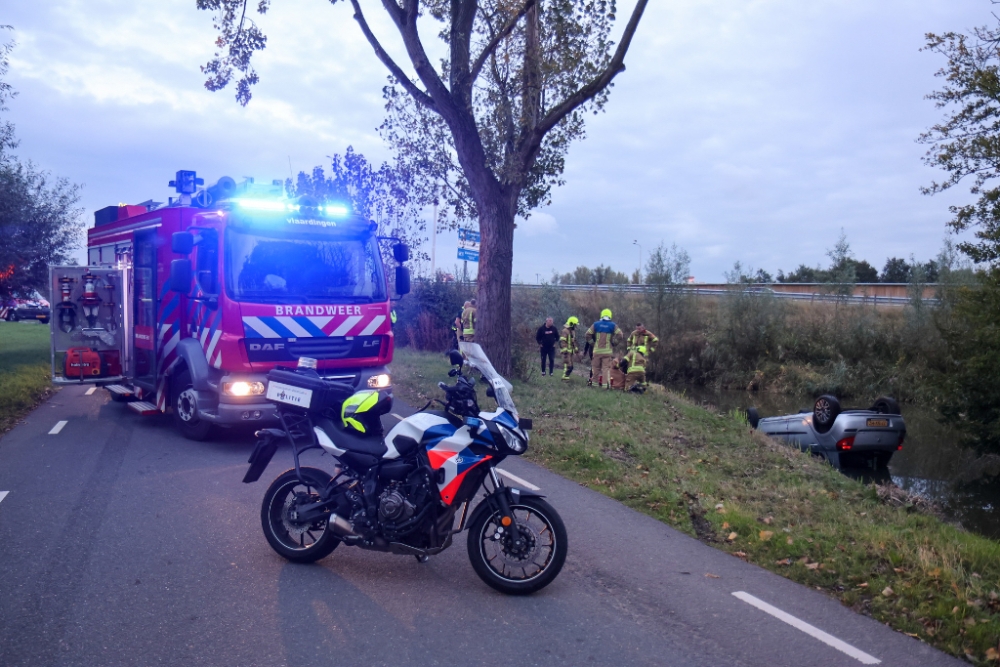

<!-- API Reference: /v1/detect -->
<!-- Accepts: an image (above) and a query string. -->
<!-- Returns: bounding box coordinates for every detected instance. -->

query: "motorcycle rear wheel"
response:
[261,467,340,563]
[468,496,567,595]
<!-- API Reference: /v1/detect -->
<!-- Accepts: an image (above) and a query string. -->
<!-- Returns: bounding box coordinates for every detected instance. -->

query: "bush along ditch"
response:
[390,347,1000,665]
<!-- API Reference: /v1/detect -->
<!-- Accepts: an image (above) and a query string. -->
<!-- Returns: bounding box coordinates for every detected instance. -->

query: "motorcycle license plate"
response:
[866,418,889,428]
[266,381,313,408]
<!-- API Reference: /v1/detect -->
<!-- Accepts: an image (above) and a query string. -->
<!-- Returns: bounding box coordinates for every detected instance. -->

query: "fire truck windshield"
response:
[225,228,386,303]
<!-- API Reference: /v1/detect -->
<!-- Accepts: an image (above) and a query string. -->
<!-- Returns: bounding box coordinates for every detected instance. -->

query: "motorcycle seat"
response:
[313,418,388,458]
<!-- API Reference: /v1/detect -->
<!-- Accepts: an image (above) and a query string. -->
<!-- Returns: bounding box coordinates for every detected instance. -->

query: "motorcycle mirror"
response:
[448,350,464,366]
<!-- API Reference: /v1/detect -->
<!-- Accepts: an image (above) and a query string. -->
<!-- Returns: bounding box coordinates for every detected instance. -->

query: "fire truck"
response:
[49,170,410,440]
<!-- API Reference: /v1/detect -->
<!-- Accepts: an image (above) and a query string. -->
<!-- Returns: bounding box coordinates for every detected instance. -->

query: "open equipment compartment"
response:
[49,265,131,385]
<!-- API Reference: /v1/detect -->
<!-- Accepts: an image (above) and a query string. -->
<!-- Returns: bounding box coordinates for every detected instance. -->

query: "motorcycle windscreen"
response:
[459,342,516,415]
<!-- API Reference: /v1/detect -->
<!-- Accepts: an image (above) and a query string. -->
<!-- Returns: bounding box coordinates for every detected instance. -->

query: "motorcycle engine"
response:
[378,482,417,523]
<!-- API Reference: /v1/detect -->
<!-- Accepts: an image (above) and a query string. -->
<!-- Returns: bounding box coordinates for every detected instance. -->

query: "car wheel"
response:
[5,310,17,322]
[871,396,900,415]
[812,394,841,434]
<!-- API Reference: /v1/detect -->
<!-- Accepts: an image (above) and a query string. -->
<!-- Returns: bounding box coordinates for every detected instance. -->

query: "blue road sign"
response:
[458,247,479,262]
[458,228,480,246]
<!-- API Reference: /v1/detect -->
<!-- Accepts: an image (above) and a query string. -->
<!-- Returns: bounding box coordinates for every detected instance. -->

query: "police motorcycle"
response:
[243,342,567,595]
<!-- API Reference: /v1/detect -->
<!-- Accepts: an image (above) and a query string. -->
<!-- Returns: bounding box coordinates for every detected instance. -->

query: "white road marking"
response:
[732,591,880,665]
[390,413,406,421]
[85,387,97,395]
[496,468,540,491]
[0,491,8,505]
[48,421,68,435]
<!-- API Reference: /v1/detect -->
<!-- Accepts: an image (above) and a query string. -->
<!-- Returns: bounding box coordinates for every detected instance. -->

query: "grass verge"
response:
[0,321,54,435]
[391,347,1000,665]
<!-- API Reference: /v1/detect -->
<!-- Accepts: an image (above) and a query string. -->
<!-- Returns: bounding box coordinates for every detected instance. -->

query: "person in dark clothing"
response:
[449,313,462,351]
[536,317,559,376]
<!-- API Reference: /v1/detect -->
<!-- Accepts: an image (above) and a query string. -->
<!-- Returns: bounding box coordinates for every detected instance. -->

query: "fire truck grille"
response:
[287,339,355,358]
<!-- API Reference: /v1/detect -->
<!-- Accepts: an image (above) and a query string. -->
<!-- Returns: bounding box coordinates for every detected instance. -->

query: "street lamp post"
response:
[633,240,643,284]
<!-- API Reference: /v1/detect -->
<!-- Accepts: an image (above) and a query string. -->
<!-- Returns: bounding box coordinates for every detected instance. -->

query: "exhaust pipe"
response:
[328,513,358,537]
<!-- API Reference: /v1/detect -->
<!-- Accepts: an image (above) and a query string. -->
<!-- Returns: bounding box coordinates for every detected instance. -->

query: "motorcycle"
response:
[243,342,567,595]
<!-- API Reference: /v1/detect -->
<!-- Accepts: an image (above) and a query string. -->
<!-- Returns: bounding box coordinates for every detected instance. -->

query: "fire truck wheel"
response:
[171,368,213,441]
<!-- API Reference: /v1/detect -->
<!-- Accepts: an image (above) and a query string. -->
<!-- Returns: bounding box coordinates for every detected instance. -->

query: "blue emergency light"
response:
[233,198,351,217]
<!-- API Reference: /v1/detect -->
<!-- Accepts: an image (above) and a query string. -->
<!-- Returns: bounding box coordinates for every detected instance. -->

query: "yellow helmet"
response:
[341,389,390,434]
[566,316,579,326]
[601,309,612,319]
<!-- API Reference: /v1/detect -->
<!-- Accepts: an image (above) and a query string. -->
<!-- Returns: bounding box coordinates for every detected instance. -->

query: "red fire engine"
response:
[49,170,410,440]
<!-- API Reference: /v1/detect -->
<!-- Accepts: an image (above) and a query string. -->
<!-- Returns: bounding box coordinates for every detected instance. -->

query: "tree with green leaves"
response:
[196,0,649,372]
[920,26,1000,264]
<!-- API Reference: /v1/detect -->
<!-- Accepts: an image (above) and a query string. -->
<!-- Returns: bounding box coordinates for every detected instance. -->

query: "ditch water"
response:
[668,384,1000,540]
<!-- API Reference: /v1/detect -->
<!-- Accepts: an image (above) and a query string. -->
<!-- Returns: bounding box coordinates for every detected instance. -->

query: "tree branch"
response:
[389,0,455,107]
[522,0,648,157]
[469,0,535,85]
[349,0,438,111]
[450,0,478,102]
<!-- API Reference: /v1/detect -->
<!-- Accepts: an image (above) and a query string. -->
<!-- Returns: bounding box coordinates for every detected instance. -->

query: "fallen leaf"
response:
[727,532,737,541]
[930,568,942,578]
[893,567,905,573]
[759,530,774,541]
[883,587,895,597]
[904,632,919,638]
[858,582,869,588]
[985,647,999,661]
[973,572,982,579]
[705,573,720,579]
[775,558,792,566]
[721,522,730,529]
[965,617,977,627]
[952,606,960,614]
[733,551,748,560]
[763,516,773,525]
[786,537,794,545]
[805,562,820,570]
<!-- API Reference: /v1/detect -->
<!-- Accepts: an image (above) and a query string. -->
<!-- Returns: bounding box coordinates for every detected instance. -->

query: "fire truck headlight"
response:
[224,381,266,397]
[367,374,391,389]
[324,204,349,216]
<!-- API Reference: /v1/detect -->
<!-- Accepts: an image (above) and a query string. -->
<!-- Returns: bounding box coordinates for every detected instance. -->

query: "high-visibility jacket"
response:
[560,325,578,354]
[623,349,646,373]
[585,319,623,355]
[461,306,476,336]
[627,329,658,353]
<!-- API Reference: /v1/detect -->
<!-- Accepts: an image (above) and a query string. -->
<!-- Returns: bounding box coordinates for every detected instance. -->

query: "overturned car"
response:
[746,395,905,469]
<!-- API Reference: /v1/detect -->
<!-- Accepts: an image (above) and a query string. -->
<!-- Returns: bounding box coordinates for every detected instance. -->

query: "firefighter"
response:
[627,322,658,355]
[609,355,627,390]
[461,299,476,342]
[585,309,623,389]
[623,345,648,393]
[559,316,579,380]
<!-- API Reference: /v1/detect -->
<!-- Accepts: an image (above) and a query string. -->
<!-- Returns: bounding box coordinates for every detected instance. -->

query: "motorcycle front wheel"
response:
[468,496,568,595]
[261,467,340,563]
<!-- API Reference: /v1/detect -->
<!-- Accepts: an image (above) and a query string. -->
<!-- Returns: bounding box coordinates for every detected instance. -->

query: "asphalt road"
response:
[0,385,966,667]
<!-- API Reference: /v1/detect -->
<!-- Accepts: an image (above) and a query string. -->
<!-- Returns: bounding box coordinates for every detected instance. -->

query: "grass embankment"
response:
[391,347,1000,665]
[0,321,54,434]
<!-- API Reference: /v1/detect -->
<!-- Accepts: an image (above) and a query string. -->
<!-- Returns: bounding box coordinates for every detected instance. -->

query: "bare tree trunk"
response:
[475,198,516,375]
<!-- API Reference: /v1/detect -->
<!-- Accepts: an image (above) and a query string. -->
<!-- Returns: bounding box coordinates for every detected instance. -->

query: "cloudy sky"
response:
[3,0,991,282]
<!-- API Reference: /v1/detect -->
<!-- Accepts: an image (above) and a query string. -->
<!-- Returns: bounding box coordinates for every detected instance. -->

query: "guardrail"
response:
[512,283,937,306]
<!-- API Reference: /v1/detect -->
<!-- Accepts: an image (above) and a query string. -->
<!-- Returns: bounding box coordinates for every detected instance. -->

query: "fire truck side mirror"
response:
[393,243,409,264]
[172,232,194,255]
[395,266,411,296]
[170,259,193,294]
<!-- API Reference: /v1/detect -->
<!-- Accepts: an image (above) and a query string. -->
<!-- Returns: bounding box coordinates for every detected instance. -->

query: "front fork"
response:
[488,467,523,543]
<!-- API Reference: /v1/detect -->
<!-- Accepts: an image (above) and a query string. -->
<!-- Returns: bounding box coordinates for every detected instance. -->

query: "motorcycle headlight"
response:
[499,425,527,454]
